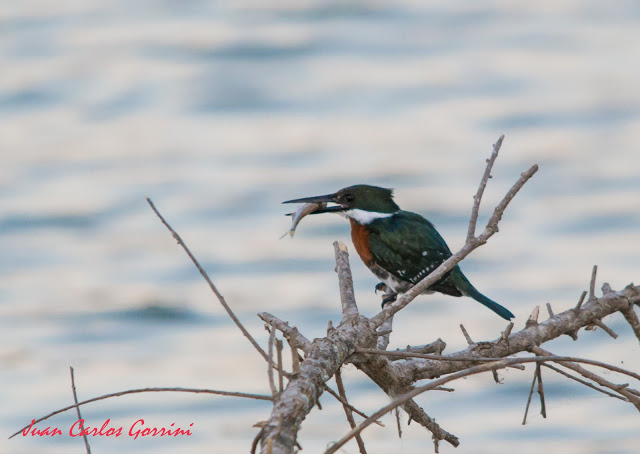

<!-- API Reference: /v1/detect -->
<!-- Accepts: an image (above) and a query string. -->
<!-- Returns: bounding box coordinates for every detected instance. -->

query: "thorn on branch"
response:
[460,324,474,345]
[591,319,619,339]
[501,322,514,341]
[546,303,554,318]
[526,306,540,328]
[492,369,502,384]
[333,241,359,319]
[589,265,598,301]
[575,290,587,312]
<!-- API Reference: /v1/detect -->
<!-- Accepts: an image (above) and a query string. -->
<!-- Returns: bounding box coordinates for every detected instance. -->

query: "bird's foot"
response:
[381,291,398,308]
[375,282,388,294]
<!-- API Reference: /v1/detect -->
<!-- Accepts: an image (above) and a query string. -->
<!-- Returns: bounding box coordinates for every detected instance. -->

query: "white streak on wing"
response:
[345,209,395,224]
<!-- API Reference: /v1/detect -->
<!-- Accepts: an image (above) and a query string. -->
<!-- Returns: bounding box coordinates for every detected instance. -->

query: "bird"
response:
[283,184,514,320]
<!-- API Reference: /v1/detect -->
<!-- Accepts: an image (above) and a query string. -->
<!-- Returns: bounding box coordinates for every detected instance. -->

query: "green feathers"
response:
[367,211,514,320]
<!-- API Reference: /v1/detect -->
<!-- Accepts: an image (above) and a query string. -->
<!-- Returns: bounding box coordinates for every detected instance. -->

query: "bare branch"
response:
[322,386,384,427]
[536,363,547,418]
[259,314,377,453]
[522,367,538,425]
[10,387,272,439]
[146,197,269,362]
[376,314,394,350]
[589,265,598,301]
[394,408,402,439]
[335,369,367,454]
[467,134,503,242]
[575,290,587,311]
[460,324,474,345]
[546,303,554,318]
[591,319,618,339]
[276,340,285,394]
[334,241,359,319]
[69,367,91,454]
[542,363,626,400]
[401,284,640,382]
[325,355,640,454]
[621,305,640,344]
[268,327,278,398]
[259,313,311,352]
[532,346,640,411]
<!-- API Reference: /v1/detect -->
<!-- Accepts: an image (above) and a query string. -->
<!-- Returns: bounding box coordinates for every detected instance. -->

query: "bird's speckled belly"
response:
[367,262,435,295]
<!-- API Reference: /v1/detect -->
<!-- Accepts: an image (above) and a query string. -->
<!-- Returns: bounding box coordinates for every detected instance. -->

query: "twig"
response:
[394,408,402,439]
[276,339,285,393]
[69,367,91,454]
[146,197,269,362]
[376,314,394,350]
[522,367,538,425]
[10,387,272,439]
[259,312,311,352]
[290,343,301,375]
[542,363,625,400]
[467,134,503,242]
[501,322,514,341]
[323,386,384,428]
[335,369,367,454]
[400,398,458,449]
[621,305,640,344]
[532,346,640,411]
[575,290,587,311]
[267,327,278,398]
[546,303,554,318]
[536,363,547,418]
[492,369,502,384]
[334,241,359,319]
[251,427,265,454]
[589,265,598,300]
[399,340,446,356]
[460,324,474,345]
[592,319,618,339]
[355,347,525,362]
[526,306,540,327]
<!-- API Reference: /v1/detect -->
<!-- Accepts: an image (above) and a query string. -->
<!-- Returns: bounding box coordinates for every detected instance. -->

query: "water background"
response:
[2,1,640,453]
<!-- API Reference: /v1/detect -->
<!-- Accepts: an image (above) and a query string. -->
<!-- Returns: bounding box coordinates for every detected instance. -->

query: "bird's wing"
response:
[367,211,459,290]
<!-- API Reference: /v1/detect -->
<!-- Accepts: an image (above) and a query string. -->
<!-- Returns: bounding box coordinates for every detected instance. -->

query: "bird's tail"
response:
[450,268,514,321]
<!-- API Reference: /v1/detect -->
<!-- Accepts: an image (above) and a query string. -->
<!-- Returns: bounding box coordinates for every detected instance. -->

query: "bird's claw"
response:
[381,292,398,308]
[375,282,388,294]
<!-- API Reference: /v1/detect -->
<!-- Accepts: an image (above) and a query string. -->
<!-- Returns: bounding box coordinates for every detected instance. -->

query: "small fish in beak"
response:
[280,202,327,239]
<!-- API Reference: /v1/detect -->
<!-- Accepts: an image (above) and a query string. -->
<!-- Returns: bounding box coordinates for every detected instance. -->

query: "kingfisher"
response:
[283,184,514,320]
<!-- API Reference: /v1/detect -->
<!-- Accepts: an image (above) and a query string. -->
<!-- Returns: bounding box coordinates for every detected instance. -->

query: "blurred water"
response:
[2,1,640,453]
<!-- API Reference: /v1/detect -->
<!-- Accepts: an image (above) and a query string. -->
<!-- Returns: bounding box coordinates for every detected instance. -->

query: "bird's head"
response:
[283,184,400,217]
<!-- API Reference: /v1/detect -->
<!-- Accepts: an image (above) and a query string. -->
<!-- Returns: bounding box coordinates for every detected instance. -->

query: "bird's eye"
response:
[345,194,354,202]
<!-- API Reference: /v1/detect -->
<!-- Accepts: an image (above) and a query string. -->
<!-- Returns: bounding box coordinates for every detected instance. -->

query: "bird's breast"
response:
[349,219,374,266]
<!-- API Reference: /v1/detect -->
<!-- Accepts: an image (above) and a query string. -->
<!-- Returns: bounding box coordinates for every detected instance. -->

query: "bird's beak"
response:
[282,193,346,214]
